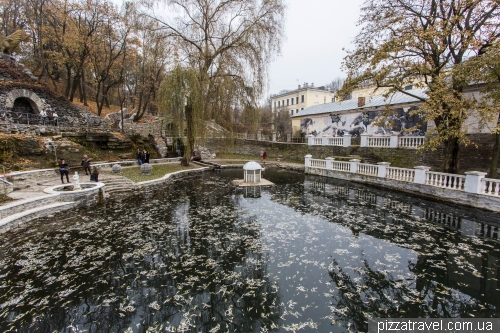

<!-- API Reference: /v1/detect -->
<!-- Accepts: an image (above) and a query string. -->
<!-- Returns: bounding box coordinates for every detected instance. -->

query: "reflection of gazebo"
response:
[243,161,263,183]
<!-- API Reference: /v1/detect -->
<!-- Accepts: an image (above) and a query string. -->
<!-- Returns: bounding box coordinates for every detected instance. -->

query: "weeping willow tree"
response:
[158,65,205,164]
[141,0,285,161]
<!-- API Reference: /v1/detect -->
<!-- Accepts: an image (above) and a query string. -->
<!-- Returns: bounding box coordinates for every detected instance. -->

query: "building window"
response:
[274,101,276,108]
[296,97,298,104]
[278,101,280,107]
[301,107,304,111]
[296,109,299,114]
[301,95,304,103]
[332,97,334,103]
[291,98,294,106]
[287,99,289,106]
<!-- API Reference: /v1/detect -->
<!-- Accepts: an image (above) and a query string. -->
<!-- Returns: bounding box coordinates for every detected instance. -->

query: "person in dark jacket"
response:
[144,150,150,163]
[59,159,70,184]
[137,149,144,165]
[81,154,92,175]
[90,167,99,182]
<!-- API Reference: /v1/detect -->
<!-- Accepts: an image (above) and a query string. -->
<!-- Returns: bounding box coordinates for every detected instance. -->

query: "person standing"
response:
[52,111,59,126]
[81,154,92,175]
[90,167,99,182]
[40,110,47,125]
[263,151,267,163]
[137,149,143,165]
[59,159,70,184]
[144,150,150,164]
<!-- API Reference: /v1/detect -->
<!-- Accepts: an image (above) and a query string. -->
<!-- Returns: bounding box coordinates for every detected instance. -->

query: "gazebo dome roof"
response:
[243,161,263,171]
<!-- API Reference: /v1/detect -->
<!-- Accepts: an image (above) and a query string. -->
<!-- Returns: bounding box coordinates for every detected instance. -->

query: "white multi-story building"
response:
[270,82,337,117]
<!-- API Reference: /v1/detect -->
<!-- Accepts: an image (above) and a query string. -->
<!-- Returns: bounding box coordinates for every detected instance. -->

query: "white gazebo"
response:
[243,161,263,184]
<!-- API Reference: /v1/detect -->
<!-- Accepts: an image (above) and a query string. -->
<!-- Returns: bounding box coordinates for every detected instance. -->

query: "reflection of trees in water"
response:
[0,176,281,332]
[271,176,500,328]
[328,258,497,333]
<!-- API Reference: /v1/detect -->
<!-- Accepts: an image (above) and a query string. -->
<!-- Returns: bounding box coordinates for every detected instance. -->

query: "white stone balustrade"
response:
[327,137,344,146]
[358,163,378,176]
[377,162,390,178]
[367,136,391,148]
[310,158,326,169]
[349,159,360,174]
[304,155,499,199]
[332,161,350,171]
[426,171,465,190]
[482,178,500,196]
[386,167,415,182]
[399,136,425,148]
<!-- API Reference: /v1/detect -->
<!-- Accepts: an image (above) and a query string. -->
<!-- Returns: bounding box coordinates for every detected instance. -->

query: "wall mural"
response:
[300,107,427,137]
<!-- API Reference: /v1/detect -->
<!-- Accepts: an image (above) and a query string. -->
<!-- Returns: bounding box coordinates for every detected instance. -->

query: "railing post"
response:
[343,134,351,147]
[305,154,312,167]
[325,157,334,170]
[464,171,487,194]
[390,134,399,148]
[322,136,329,146]
[272,131,276,142]
[287,133,292,142]
[308,135,314,146]
[414,166,430,184]
[257,130,262,141]
[377,162,391,178]
[360,134,369,147]
[349,159,360,173]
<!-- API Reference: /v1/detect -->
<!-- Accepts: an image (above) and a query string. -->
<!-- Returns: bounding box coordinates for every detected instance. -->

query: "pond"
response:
[0,169,499,333]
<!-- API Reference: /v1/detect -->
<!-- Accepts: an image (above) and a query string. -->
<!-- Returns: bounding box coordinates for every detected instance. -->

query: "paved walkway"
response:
[4,160,304,203]
[6,171,125,201]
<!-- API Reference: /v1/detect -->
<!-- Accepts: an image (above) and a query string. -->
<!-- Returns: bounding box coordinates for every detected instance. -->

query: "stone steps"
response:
[100,176,137,197]
[0,201,76,233]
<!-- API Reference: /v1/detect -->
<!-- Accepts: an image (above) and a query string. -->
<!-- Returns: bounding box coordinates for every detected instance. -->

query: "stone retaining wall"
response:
[206,134,500,173]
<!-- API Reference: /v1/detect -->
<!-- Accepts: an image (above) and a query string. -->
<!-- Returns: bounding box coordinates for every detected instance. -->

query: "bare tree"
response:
[148,0,286,162]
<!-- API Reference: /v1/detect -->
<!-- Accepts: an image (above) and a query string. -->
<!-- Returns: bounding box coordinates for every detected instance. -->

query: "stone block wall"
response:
[206,134,500,173]
[123,121,162,137]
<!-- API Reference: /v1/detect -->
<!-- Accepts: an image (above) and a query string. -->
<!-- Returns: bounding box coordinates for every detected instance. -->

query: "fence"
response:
[307,133,425,149]
[305,155,499,199]
[0,110,106,129]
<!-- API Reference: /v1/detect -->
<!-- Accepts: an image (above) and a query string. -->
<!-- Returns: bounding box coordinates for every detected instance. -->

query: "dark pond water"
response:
[1,169,499,333]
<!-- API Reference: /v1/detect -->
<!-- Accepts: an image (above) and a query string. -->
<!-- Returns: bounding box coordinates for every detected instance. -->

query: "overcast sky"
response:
[267,0,365,96]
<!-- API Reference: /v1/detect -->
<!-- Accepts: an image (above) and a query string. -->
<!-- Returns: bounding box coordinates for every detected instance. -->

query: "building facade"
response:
[270,83,337,117]
[290,86,494,137]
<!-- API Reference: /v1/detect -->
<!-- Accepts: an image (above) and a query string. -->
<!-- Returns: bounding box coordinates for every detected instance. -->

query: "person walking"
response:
[90,167,99,182]
[81,154,92,175]
[137,149,143,165]
[262,151,267,163]
[59,159,70,184]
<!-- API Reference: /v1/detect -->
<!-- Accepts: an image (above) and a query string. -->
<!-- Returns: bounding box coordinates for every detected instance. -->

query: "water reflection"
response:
[0,169,499,333]
[0,176,281,332]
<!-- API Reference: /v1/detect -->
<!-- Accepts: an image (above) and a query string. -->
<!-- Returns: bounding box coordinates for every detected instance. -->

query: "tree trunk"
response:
[183,101,195,166]
[64,65,72,99]
[443,137,460,174]
[81,74,88,106]
[69,74,81,102]
[490,132,500,179]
